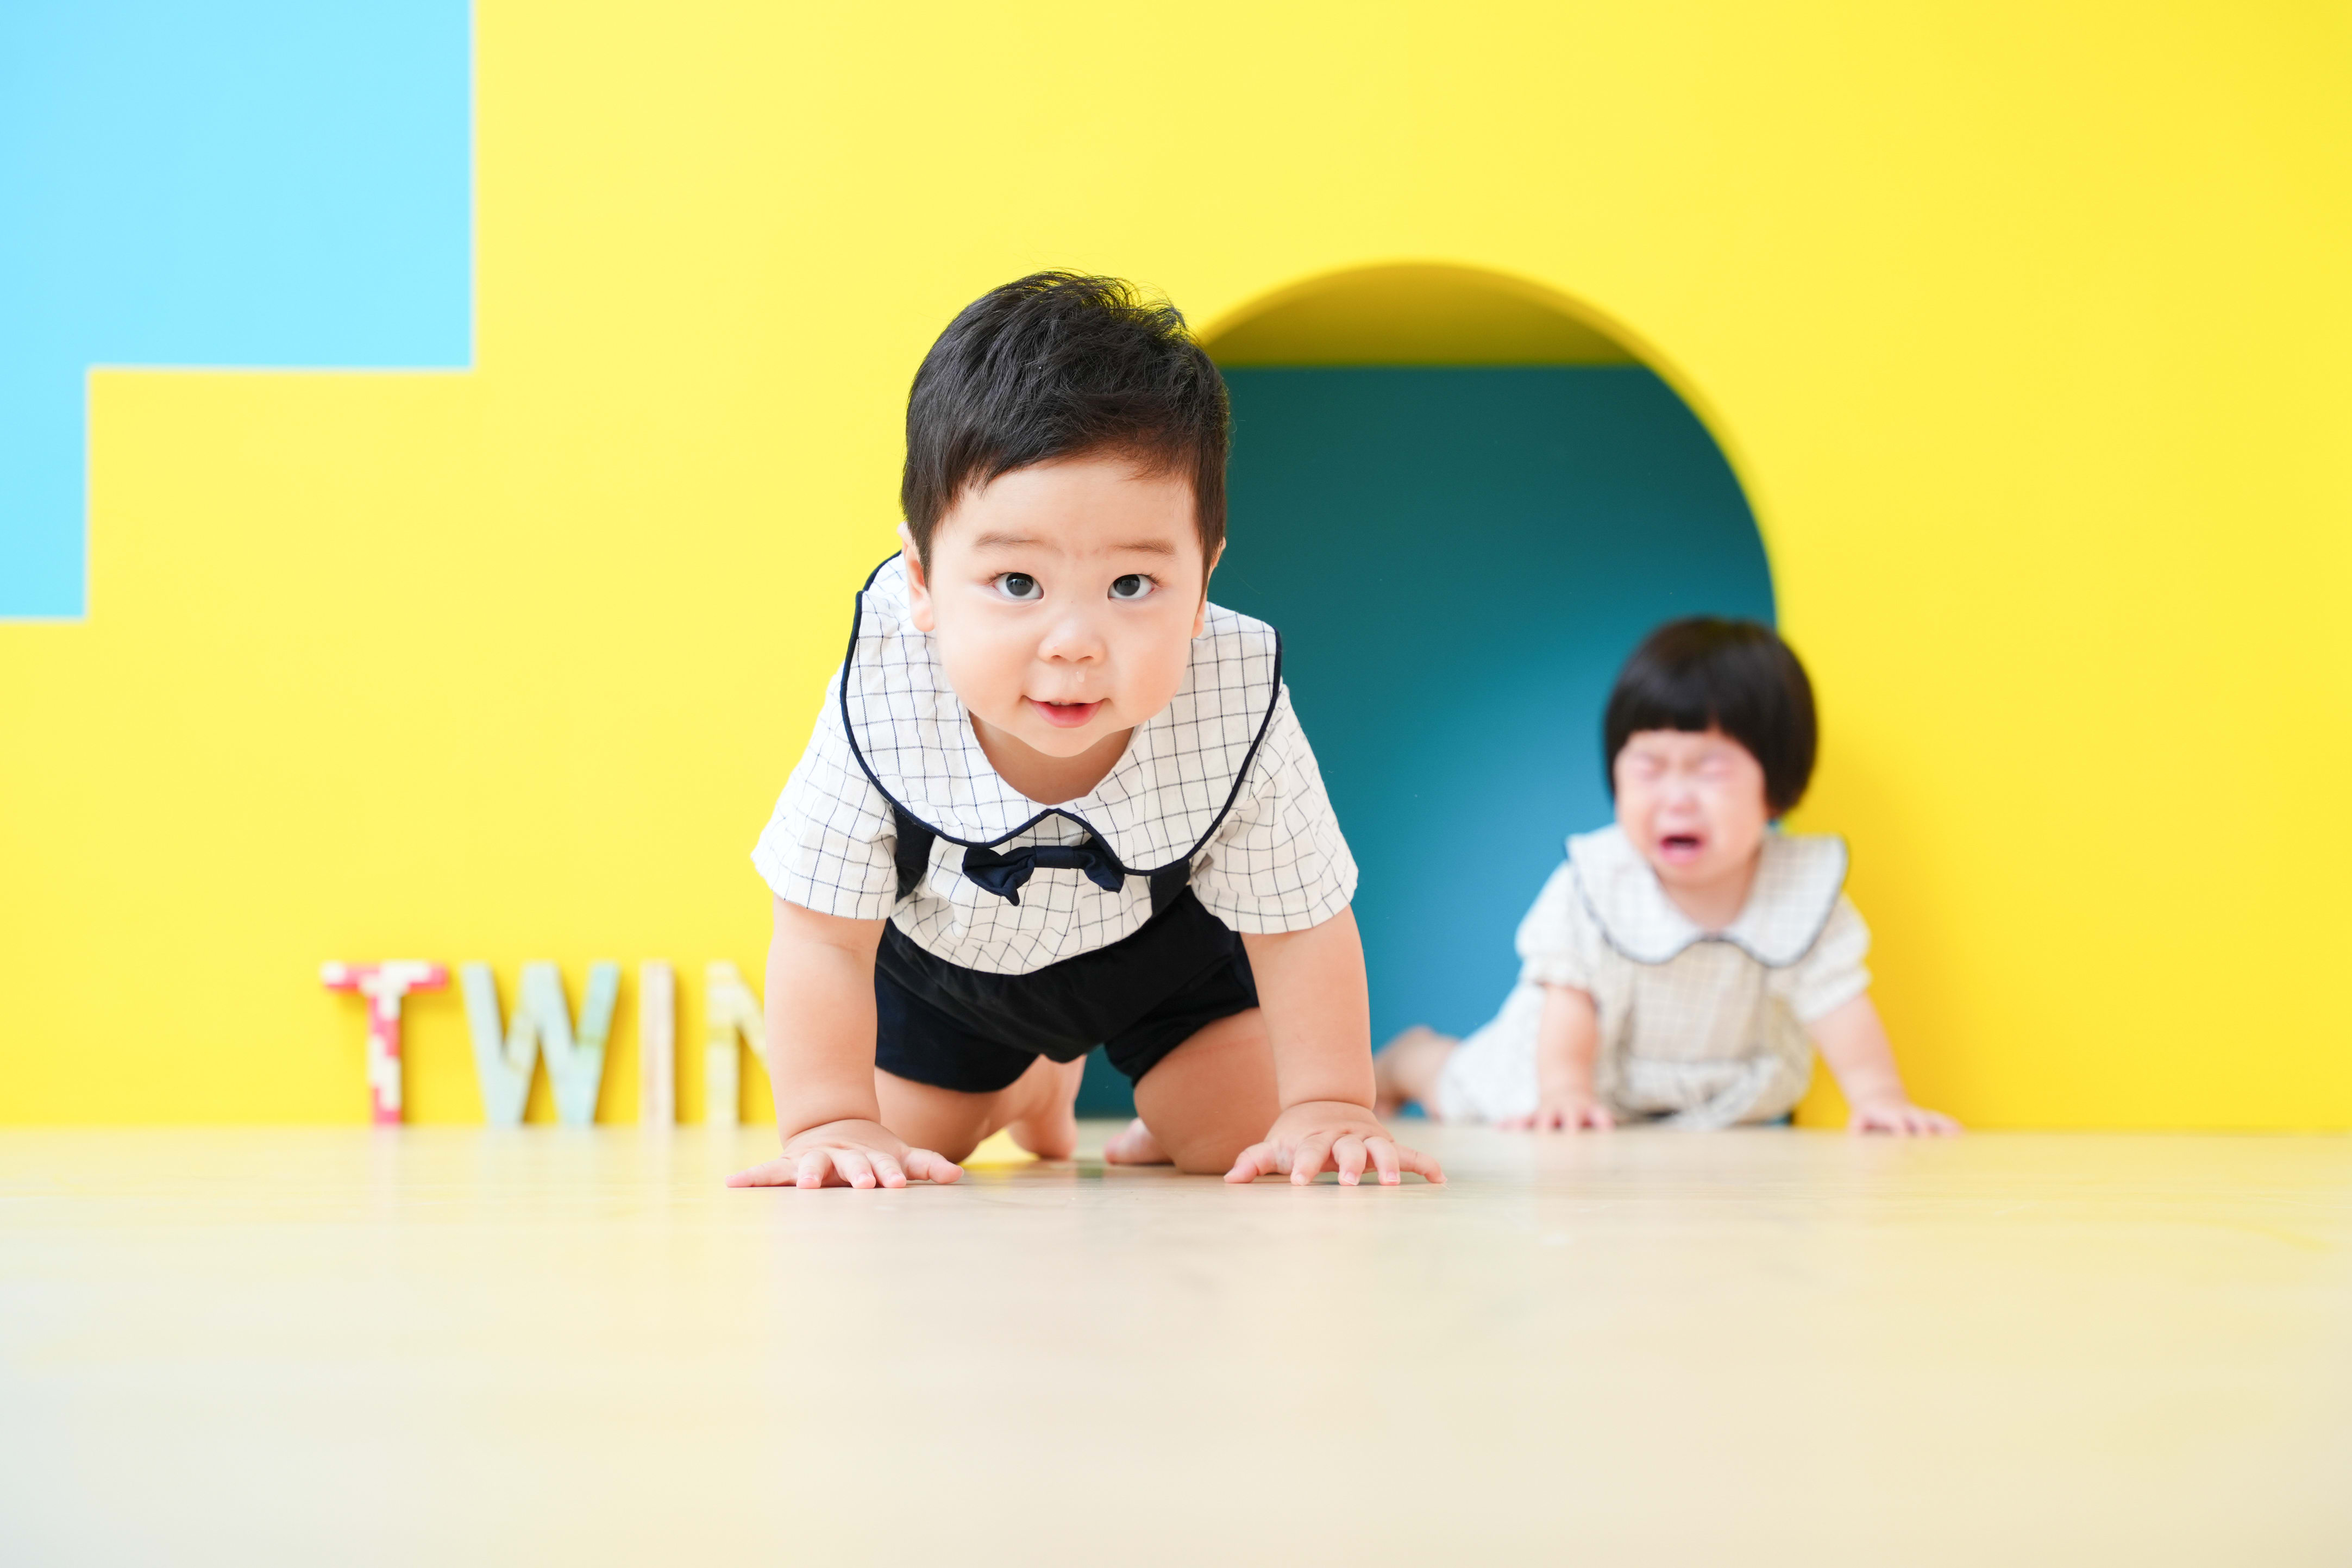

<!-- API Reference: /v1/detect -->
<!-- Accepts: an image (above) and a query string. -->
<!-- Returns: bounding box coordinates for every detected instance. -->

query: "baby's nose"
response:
[1037,614,1107,662]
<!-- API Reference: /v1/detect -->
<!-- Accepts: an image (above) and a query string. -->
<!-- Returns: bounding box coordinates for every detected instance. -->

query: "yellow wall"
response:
[3,1,2347,1127]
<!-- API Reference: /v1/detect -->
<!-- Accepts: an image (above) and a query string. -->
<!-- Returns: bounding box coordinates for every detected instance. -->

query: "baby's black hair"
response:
[1602,618,1818,817]
[900,272,1230,568]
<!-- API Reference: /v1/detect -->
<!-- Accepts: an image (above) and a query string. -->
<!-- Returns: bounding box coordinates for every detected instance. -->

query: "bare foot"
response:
[1102,1118,1171,1165]
[1373,1024,1457,1118]
[1006,1057,1086,1161]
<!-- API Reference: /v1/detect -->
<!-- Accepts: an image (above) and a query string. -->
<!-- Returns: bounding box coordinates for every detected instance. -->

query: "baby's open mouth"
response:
[1028,698,1104,729]
[1659,832,1706,858]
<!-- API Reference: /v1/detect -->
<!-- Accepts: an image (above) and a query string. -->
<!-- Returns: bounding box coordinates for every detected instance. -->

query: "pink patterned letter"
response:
[322,961,449,1124]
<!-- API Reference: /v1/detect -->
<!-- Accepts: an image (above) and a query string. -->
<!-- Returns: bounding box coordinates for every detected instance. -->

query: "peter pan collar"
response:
[839,554,1284,875]
[1567,823,1848,968]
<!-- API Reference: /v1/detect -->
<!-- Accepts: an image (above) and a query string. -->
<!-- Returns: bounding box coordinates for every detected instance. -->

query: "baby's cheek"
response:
[1611,783,1653,837]
[935,636,1023,722]
[1119,626,1196,713]
[1703,789,1771,858]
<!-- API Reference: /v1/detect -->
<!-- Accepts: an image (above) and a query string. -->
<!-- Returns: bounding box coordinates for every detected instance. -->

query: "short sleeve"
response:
[749,672,901,919]
[1189,687,1358,934]
[1777,894,1872,1023]
[1515,860,1603,992]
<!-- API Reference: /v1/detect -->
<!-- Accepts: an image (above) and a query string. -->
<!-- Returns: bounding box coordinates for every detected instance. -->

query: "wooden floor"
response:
[2,1125,2347,1565]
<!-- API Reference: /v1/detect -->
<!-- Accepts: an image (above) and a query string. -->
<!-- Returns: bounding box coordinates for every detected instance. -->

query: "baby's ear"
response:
[899,523,935,633]
[1194,538,1224,637]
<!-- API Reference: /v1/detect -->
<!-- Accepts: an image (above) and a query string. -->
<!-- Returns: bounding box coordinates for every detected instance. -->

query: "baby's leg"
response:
[1003,1058,1086,1159]
[874,1054,1084,1163]
[1373,1025,1458,1118]
[1114,1009,1283,1176]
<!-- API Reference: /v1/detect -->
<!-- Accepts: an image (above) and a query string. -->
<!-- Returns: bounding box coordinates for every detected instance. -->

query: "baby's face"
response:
[1611,727,1772,892]
[906,453,1212,769]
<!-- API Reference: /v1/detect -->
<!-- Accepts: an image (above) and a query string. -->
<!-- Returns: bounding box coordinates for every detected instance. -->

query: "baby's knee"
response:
[1156,1122,1255,1176]
[1166,1142,1241,1175]
[1375,1025,1456,1103]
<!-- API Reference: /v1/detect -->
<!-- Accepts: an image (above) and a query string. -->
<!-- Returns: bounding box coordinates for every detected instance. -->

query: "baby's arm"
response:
[1224,909,1445,1187]
[726,896,965,1189]
[1808,992,1960,1135]
[1501,985,1615,1133]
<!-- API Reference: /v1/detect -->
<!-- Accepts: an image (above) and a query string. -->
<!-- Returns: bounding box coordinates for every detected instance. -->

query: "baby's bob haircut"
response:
[1603,618,1819,817]
[900,272,1231,569]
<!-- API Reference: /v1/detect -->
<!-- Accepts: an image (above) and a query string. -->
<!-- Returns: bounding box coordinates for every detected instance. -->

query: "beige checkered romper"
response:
[1429,825,1871,1129]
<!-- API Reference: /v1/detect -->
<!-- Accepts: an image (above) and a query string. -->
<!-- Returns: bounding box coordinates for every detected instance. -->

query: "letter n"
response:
[703,962,767,1126]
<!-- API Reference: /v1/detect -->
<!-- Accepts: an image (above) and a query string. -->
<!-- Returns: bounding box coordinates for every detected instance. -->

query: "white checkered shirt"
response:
[1433,825,1870,1128]
[751,557,1357,975]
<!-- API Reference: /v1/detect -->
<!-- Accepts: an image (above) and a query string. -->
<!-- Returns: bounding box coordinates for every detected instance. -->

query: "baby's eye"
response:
[995,573,1042,602]
[1109,574,1156,601]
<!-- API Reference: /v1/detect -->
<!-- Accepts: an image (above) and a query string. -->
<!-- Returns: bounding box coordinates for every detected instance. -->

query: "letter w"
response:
[458,962,619,1126]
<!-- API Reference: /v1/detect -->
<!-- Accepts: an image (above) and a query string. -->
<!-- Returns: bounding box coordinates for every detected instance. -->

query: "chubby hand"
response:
[1500,1091,1615,1133]
[1226,1101,1445,1187]
[1848,1100,1961,1136]
[727,1119,964,1190]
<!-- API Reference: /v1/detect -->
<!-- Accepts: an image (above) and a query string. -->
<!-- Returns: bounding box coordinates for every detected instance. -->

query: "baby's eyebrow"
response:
[965,532,1177,556]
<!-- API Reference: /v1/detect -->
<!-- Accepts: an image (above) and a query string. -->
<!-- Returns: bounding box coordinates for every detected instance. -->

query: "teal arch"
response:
[1075,363,1774,1117]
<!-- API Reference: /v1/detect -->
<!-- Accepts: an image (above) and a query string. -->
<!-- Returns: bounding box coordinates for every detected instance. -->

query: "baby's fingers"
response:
[903,1147,964,1184]
[1289,1131,1338,1186]
[1366,1137,1403,1186]
[1333,1134,1369,1187]
[794,1148,837,1189]
[1225,1141,1282,1184]
[1388,1140,1445,1184]
[726,1157,800,1188]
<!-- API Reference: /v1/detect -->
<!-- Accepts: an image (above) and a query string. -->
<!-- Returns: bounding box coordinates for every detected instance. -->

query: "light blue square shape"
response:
[1,1,471,618]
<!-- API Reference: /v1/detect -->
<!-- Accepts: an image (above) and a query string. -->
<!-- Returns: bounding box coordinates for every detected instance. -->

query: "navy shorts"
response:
[873,889,1259,1095]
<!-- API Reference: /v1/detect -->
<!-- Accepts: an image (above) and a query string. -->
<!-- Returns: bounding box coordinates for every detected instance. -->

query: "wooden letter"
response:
[460,964,533,1126]
[458,961,621,1126]
[532,961,619,1127]
[321,961,448,1125]
[638,960,675,1126]
[703,961,767,1127]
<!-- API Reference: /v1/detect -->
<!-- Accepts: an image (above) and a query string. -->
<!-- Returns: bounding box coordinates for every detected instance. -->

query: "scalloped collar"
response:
[838,555,1283,873]
[1566,824,1849,968]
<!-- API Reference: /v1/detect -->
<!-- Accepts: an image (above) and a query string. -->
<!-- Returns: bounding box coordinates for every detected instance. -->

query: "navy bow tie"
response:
[961,837,1125,905]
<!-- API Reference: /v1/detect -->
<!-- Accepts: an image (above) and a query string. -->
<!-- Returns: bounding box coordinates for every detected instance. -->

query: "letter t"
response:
[322,961,449,1124]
